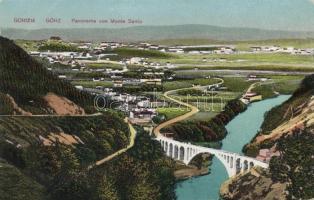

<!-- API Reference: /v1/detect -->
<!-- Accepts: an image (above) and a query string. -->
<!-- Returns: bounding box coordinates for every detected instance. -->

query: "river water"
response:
[175,95,290,200]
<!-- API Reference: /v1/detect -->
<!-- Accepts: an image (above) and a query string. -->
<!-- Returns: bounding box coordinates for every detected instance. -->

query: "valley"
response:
[0,33,313,200]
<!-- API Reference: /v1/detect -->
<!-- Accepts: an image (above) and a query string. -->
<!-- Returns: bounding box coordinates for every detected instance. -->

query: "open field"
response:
[222,77,253,92]
[234,39,314,51]
[168,88,240,122]
[148,51,314,72]
[169,91,239,103]
[174,65,314,72]
[111,48,175,58]
[150,52,314,65]
[157,107,190,120]
[184,111,218,122]
[163,78,220,91]
[251,75,304,98]
[87,63,124,70]
[71,80,113,88]
[190,102,226,112]
[150,38,314,50]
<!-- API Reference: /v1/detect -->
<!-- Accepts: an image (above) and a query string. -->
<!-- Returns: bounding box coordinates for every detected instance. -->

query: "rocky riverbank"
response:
[174,165,210,180]
[220,167,287,200]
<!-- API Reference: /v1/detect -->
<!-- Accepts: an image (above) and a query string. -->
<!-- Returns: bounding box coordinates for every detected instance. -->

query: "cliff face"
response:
[243,74,314,159]
[252,96,314,150]
[221,75,314,200]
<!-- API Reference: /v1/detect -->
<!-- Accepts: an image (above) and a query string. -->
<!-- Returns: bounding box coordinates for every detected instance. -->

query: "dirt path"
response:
[88,118,137,169]
[153,78,224,136]
[0,114,137,169]
[246,82,260,93]
[0,113,102,117]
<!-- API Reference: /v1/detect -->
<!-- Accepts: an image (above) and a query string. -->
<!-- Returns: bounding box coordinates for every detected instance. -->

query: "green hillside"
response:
[0,159,47,200]
[0,36,93,114]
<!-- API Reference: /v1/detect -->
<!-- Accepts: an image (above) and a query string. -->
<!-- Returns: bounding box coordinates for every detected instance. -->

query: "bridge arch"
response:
[174,145,179,159]
[236,158,241,174]
[156,136,268,177]
[230,156,233,168]
[169,143,173,157]
[185,149,236,177]
[243,160,248,171]
[179,146,185,161]
[165,142,168,153]
[249,161,254,169]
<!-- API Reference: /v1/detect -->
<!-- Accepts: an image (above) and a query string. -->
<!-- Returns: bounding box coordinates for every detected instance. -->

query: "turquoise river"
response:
[176,95,291,200]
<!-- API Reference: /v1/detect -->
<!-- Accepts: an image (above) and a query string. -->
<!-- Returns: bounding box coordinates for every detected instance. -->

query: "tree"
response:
[269,128,314,199]
[97,176,119,200]
[152,115,165,124]
[128,179,160,200]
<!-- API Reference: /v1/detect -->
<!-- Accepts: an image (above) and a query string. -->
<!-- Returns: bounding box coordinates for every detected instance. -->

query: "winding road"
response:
[153,78,224,136]
[88,118,137,169]
[0,114,137,170]
[87,118,136,170]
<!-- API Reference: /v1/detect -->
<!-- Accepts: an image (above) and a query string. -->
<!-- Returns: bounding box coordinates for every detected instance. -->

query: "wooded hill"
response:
[0,36,93,114]
[0,36,176,200]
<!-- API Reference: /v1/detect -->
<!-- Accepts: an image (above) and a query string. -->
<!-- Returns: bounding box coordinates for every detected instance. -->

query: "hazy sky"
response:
[1,0,314,31]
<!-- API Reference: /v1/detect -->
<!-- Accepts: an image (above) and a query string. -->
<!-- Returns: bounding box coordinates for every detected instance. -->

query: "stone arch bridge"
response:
[157,135,268,177]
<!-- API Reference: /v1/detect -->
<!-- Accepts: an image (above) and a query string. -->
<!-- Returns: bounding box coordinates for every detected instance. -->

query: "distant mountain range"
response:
[2,24,314,42]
